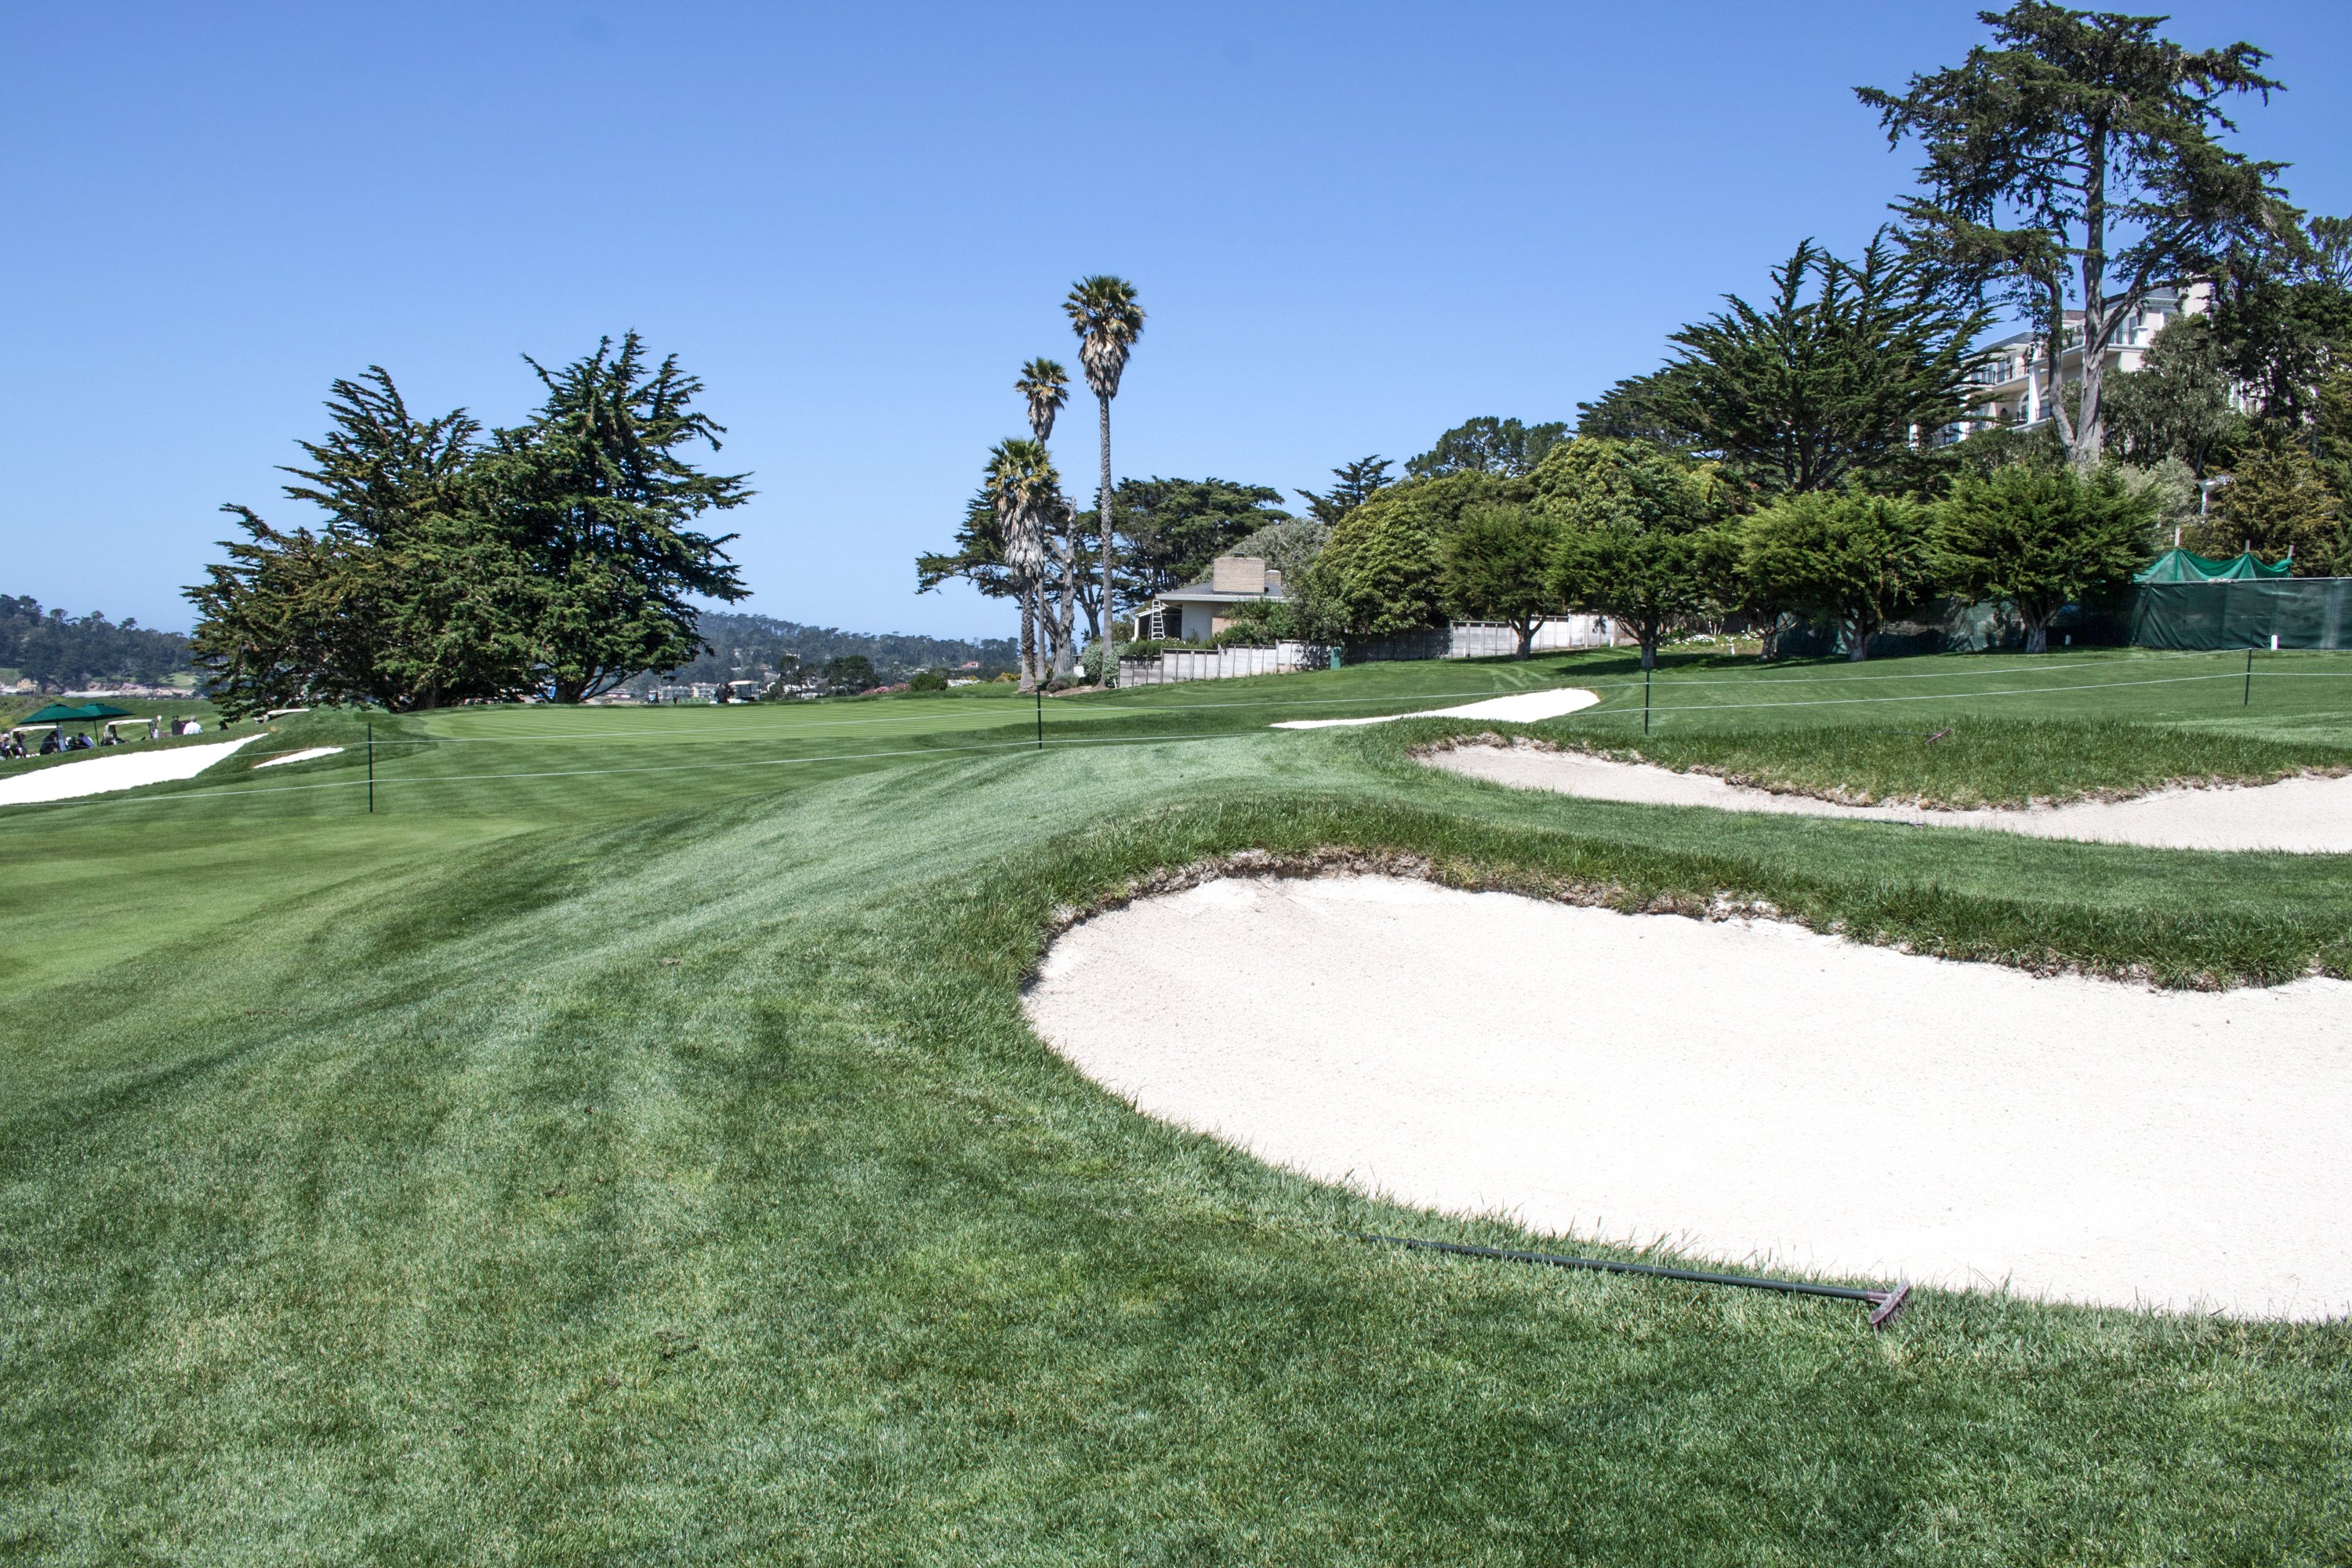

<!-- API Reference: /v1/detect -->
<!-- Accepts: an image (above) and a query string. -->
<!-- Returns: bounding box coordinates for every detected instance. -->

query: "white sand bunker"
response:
[1274,687,1599,730]
[253,746,344,769]
[1432,743,2352,854]
[0,735,259,806]
[1026,876,2352,1318]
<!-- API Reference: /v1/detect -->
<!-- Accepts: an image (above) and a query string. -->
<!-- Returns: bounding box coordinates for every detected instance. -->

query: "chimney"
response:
[1211,555,1267,593]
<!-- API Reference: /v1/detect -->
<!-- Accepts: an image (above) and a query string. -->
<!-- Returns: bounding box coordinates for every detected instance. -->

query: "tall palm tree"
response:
[986,438,1057,691]
[1014,359,1077,678]
[1063,277,1144,686]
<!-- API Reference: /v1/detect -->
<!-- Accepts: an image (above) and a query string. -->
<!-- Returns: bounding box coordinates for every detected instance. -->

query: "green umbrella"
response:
[20,702,132,724]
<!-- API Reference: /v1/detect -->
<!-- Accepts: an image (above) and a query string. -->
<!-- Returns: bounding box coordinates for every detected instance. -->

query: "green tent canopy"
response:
[19,702,132,724]
[2134,548,2292,584]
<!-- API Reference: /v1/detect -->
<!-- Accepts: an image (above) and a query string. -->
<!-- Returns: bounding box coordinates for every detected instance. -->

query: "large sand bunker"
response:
[1025,875,2352,1318]
[0,735,258,807]
[1430,742,2352,853]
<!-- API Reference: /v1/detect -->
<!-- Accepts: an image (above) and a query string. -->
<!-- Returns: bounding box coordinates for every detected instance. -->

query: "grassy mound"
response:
[1515,715,2351,808]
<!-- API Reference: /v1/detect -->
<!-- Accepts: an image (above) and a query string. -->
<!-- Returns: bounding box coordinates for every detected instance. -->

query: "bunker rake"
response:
[1353,1232,1914,1329]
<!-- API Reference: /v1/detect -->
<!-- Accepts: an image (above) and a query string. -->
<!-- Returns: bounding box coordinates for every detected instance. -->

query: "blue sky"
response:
[4,2,2347,638]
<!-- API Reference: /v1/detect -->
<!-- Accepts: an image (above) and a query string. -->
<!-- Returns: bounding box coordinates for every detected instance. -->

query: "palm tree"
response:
[1063,277,1144,686]
[1014,359,1077,678]
[986,438,1057,691]
[1015,358,1068,443]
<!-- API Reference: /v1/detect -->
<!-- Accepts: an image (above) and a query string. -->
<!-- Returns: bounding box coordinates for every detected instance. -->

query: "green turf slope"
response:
[2,652,2349,1563]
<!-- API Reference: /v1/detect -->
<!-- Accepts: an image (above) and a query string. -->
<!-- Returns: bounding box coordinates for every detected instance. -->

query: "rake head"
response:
[1867,1282,1914,1330]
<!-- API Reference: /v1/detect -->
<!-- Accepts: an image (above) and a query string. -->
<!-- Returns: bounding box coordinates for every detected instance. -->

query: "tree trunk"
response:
[2024,614,2050,655]
[1098,397,1117,688]
[1018,585,1037,693]
[1054,521,1078,680]
[1639,630,1657,671]
[2074,122,2111,475]
[1846,629,1871,662]
[1514,618,1534,659]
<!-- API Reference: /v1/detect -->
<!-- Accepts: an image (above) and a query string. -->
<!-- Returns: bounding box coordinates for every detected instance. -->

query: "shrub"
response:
[1933,466,2152,653]
[1740,489,1937,661]
[1534,438,1737,669]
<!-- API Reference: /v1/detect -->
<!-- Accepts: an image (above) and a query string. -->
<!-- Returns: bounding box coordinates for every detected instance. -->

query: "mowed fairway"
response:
[4,650,2351,1562]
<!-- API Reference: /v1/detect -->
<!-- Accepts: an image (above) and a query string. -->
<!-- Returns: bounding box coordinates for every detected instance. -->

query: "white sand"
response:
[253,746,344,769]
[0,735,259,805]
[1431,742,2352,853]
[1272,687,1599,730]
[1025,875,2352,1318]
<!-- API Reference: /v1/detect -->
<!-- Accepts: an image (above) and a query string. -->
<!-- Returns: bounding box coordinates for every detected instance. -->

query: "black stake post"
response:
[366,721,375,814]
[2245,645,2255,707]
[1643,659,1653,735]
[1352,1232,1913,1329]
[1036,684,1044,750]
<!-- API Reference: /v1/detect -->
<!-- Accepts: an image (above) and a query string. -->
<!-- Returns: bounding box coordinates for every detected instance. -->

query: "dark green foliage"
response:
[1534,439,1733,669]
[1740,490,1938,660]
[1294,456,1395,526]
[2211,214,2352,433]
[482,334,751,702]
[1951,420,2067,477]
[906,668,949,693]
[915,488,1018,603]
[1651,238,1991,497]
[2101,314,2249,477]
[0,597,191,691]
[820,653,878,691]
[1406,417,1569,479]
[1437,503,1561,657]
[188,347,750,715]
[187,370,541,715]
[1110,477,1291,600]
[2200,439,2347,573]
[1309,473,1528,638]
[1575,365,1704,451]
[1934,466,2154,652]
[1860,2,2290,470]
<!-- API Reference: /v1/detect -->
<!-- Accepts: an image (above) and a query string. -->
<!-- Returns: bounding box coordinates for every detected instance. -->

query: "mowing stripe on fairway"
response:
[0,731,1254,820]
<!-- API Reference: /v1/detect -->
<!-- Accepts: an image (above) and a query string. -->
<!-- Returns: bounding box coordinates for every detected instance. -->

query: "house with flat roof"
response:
[1135,556,1286,642]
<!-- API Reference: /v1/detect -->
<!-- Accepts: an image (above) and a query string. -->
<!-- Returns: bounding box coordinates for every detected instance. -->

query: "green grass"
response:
[3,650,2350,1561]
[1517,715,2348,808]
[1483,647,2352,808]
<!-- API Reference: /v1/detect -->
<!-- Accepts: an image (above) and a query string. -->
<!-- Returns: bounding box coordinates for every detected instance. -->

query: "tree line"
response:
[626,610,1018,695]
[184,333,750,715]
[927,4,2352,674]
[1274,4,2350,661]
[0,596,192,691]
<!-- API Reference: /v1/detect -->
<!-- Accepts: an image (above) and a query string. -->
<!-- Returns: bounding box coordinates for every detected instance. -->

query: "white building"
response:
[1953,284,2209,438]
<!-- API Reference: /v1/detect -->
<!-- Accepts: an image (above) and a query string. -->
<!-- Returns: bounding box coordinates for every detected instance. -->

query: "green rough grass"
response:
[4,651,2350,1562]
[1512,715,2351,808]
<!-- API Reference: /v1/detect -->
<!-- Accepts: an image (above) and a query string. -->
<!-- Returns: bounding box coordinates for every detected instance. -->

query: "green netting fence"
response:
[2127,579,2352,651]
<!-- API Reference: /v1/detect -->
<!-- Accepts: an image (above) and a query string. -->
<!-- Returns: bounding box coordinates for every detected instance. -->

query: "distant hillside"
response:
[1,595,193,691]
[620,610,1019,691]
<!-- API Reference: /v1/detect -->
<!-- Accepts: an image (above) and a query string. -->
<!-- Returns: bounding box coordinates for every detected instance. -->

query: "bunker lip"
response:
[1425,738,2352,855]
[1025,873,2352,1320]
